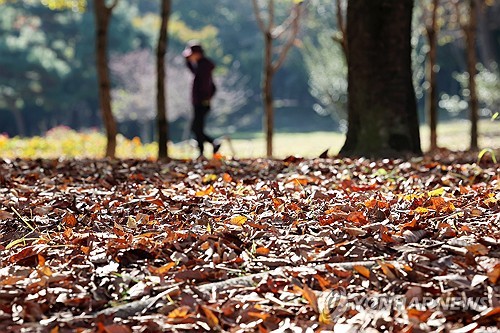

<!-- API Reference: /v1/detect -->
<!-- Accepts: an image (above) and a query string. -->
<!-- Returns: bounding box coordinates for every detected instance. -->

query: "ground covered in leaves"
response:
[0,155,498,333]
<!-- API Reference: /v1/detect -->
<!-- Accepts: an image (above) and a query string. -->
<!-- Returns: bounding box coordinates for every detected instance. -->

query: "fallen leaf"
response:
[301,285,319,313]
[201,305,219,328]
[230,215,248,226]
[353,265,371,279]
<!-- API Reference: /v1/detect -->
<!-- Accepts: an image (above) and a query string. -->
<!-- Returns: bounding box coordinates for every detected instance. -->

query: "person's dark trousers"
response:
[191,104,214,156]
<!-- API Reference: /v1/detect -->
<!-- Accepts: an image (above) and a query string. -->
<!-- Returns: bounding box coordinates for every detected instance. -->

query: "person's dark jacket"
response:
[186,57,216,106]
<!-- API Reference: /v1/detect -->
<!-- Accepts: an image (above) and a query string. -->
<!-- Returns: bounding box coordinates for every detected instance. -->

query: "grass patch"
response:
[0,120,498,159]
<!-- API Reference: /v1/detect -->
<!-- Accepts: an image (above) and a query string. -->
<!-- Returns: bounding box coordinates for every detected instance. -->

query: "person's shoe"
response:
[213,140,221,154]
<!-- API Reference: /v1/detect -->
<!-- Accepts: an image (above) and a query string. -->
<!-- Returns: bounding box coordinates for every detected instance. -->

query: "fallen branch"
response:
[93,260,384,319]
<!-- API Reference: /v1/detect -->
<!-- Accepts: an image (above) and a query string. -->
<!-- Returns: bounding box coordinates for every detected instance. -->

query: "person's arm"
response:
[186,59,196,74]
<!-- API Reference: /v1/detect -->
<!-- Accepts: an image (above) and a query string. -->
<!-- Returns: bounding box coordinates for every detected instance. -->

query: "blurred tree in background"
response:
[0,0,499,155]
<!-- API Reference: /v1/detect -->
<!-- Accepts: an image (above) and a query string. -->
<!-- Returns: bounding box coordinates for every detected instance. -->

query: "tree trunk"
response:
[425,0,439,152]
[264,32,274,158]
[94,0,118,158]
[476,3,496,70]
[465,0,479,151]
[8,100,26,137]
[156,0,171,161]
[339,0,422,158]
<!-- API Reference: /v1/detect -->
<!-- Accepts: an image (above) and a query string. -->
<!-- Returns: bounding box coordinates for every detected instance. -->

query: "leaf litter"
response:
[0,155,498,332]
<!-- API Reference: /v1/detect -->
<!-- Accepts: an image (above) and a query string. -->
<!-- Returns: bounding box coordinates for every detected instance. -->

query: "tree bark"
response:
[425,0,439,152]
[464,0,479,151]
[93,0,118,158]
[156,0,171,161]
[339,0,422,158]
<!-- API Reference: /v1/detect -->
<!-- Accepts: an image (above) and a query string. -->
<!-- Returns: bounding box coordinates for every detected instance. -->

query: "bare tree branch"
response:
[252,0,267,34]
[108,0,119,10]
[272,3,302,73]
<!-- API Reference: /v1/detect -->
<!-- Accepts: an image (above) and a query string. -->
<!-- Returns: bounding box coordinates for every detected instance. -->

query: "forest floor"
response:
[0,153,499,332]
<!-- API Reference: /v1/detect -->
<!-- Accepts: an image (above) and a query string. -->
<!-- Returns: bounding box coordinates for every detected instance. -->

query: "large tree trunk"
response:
[156,0,171,161]
[264,32,274,158]
[465,0,479,151]
[94,0,118,158]
[425,0,439,152]
[339,0,421,158]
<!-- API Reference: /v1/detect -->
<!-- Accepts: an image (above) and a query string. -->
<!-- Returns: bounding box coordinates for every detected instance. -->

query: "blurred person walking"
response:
[183,41,221,158]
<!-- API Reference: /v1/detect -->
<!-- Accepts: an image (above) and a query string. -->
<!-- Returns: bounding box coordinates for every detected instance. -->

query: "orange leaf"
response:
[381,231,396,243]
[81,246,90,255]
[62,213,77,227]
[8,245,47,264]
[148,262,176,276]
[248,311,271,321]
[353,265,371,279]
[377,260,396,280]
[0,276,26,286]
[222,173,232,182]
[313,274,332,290]
[168,306,190,319]
[272,198,284,208]
[37,254,46,267]
[475,307,500,320]
[430,197,455,213]
[460,225,472,233]
[102,324,132,333]
[329,267,352,278]
[346,211,368,225]
[230,215,247,226]
[196,186,214,197]
[201,305,219,328]
[487,264,500,284]
[400,219,417,231]
[255,247,270,256]
[39,265,53,277]
[407,309,433,322]
[466,244,489,256]
[146,198,165,208]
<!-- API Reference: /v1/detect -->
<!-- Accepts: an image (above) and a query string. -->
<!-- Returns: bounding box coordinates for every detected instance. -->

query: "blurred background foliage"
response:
[0,0,499,145]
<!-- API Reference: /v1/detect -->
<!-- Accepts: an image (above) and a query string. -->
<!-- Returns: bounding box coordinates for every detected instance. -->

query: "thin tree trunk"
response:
[335,0,348,62]
[465,0,479,151]
[425,0,439,152]
[476,3,496,70]
[252,0,302,158]
[94,0,118,158]
[8,101,26,137]
[156,0,171,161]
[264,32,274,158]
[339,0,421,158]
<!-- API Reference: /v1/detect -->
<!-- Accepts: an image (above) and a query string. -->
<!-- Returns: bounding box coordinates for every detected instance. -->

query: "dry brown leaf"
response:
[301,285,319,313]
